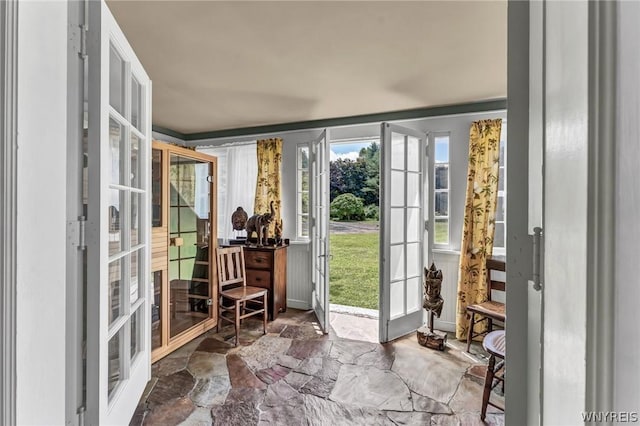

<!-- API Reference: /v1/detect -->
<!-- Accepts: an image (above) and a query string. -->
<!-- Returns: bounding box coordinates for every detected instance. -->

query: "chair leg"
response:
[481,354,496,421]
[488,317,493,333]
[466,312,475,353]
[262,293,267,335]
[234,300,240,347]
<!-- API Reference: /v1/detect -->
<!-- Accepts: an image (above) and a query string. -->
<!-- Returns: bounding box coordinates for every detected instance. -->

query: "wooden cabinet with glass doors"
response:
[151,141,218,362]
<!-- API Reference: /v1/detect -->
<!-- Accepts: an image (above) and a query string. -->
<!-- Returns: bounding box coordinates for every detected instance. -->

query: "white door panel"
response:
[311,130,330,332]
[379,123,428,342]
[86,1,152,423]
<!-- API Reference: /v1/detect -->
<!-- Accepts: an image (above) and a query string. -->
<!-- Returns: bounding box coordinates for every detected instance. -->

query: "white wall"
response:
[615,0,640,412]
[16,2,69,424]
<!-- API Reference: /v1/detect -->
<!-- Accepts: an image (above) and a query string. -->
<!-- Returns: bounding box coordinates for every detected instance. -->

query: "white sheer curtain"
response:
[198,143,258,239]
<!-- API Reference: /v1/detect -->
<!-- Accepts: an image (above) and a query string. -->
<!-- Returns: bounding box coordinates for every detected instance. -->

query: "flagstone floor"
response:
[131,309,504,426]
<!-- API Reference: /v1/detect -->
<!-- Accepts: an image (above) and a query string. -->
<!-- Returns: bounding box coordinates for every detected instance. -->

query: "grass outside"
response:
[329,233,379,310]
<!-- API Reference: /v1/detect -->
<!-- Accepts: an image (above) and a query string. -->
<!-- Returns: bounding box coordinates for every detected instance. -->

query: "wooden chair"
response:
[466,257,506,353]
[215,246,268,346]
[481,330,506,420]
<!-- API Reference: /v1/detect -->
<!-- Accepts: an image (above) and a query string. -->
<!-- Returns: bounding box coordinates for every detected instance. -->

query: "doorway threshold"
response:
[329,303,378,319]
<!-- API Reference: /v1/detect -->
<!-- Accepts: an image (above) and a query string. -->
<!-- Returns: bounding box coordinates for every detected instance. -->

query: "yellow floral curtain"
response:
[254,138,283,236]
[456,119,502,340]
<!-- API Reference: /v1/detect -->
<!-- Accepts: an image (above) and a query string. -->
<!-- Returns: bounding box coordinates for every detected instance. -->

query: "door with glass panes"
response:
[85,1,152,423]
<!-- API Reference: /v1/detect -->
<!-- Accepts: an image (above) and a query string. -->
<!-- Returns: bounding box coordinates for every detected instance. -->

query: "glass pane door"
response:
[86,1,152,424]
[379,123,426,342]
[311,130,330,332]
[169,154,212,338]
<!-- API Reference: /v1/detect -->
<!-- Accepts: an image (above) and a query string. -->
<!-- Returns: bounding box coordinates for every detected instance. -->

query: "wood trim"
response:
[1,1,18,423]
[150,141,219,362]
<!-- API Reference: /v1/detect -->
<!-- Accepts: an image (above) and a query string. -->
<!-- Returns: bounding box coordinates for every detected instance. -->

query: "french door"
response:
[310,130,330,332]
[379,123,428,342]
[86,1,152,423]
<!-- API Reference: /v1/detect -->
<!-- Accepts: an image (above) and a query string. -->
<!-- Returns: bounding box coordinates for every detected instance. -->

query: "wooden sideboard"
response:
[242,245,288,320]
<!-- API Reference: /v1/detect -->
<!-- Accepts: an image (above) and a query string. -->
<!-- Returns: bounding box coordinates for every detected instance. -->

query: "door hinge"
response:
[207,298,213,306]
[531,227,543,291]
[424,220,429,231]
[79,24,88,59]
[77,405,86,426]
[68,216,87,250]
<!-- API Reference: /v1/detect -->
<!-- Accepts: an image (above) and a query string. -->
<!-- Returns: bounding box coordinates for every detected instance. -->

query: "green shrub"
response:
[330,193,365,221]
[364,204,379,220]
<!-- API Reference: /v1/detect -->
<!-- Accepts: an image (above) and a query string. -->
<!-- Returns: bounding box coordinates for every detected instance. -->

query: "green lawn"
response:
[329,233,379,310]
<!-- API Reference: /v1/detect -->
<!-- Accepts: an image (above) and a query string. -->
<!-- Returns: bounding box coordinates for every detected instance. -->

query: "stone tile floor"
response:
[131,309,504,425]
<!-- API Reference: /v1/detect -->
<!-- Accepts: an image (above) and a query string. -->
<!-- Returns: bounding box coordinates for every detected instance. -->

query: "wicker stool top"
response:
[483,330,506,359]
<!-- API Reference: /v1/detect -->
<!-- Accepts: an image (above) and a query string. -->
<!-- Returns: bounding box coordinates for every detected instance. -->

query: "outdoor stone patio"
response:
[131,309,504,426]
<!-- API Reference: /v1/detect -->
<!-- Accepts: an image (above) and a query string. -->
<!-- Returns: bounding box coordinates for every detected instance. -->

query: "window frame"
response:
[493,123,507,255]
[433,132,451,249]
[296,143,310,240]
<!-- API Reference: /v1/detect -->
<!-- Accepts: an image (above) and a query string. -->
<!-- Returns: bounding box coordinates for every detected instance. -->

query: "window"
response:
[197,143,257,239]
[297,145,310,238]
[434,134,450,246]
[493,124,507,253]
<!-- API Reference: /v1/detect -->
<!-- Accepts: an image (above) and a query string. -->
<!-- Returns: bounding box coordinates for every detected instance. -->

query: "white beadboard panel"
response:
[287,242,312,310]
[431,251,460,332]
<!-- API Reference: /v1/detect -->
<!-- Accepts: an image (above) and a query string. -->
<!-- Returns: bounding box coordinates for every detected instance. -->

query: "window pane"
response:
[406,243,420,278]
[435,218,449,245]
[298,146,309,169]
[390,208,404,245]
[435,192,448,217]
[435,136,449,163]
[109,44,124,116]
[109,118,125,185]
[108,327,123,398]
[109,258,123,325]
[131,192,141,247]
[131,306,141,360]
[152,149,162,227]
[131,133,141,188]
[131,76,142,131]
[406,277,421,314]
[390,245,405,281]
[391,132,405,170]
[301,215,309,237]
[109,189,124,256]
[406,207,420,243]
[391,171,404,206]
[301,192,309,214]
[130,249,141,304]
[435,164,449,190]
[390,280,405,319]
[496,196,505,222]
[494,222,505,248]
[407,173,420,207]
[407,136,420,172]
[300,170,309,191]
[152,271,162,351]
[499,167,505,191]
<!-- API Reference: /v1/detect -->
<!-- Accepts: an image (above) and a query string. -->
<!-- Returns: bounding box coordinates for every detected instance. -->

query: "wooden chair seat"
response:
[221,286,267,301]
[467,301,506,319]
[216,246,268,346]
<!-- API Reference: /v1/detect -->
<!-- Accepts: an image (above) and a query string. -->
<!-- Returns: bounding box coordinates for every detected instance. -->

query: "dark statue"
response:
[423,262,444,318]
[231,206,248,231]
[246,201,275,246]
[417,262,447,351]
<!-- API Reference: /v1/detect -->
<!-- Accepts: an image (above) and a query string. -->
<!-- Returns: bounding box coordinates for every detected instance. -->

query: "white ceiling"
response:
[107,1,507,135]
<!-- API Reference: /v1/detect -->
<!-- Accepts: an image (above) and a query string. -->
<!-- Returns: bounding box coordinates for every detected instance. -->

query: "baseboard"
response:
[287,299,311,311]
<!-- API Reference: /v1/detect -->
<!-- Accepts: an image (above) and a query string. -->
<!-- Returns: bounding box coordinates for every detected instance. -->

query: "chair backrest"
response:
[486,257,506,301]
[216,246,247,291]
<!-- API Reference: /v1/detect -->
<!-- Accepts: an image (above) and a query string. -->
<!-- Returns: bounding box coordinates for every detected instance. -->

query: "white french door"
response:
[86,1,152,424]
[379,123,427,342]
[310,130,330,332]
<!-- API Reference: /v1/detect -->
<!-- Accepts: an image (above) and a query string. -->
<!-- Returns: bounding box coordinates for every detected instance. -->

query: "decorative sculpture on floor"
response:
[245,201,275,246]
[417,262,447,351]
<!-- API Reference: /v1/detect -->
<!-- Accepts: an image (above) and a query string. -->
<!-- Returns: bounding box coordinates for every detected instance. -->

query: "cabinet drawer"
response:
[246,269,271,289]
[245,251,273,270]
